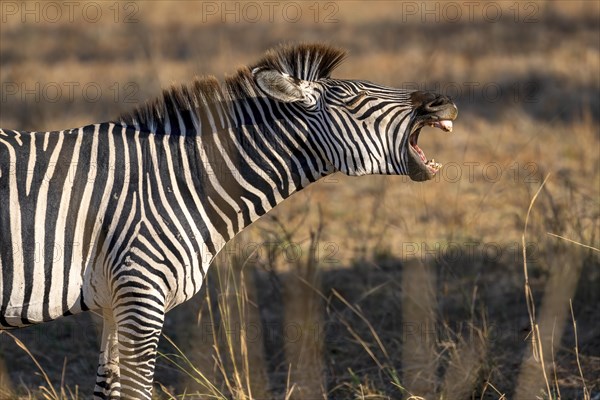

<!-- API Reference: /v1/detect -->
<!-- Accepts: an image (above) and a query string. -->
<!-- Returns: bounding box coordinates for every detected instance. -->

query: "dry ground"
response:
[0,1,598,399]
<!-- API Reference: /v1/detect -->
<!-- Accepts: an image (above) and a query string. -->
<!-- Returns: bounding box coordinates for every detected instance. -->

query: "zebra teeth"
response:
[429,120,453,132]
[426,159,442,170]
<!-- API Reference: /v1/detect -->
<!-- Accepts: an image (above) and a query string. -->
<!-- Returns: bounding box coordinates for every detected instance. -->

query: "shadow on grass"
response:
[2,243,597,399]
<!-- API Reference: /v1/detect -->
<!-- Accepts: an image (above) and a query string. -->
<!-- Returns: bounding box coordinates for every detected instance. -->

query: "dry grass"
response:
[0,0,598,399]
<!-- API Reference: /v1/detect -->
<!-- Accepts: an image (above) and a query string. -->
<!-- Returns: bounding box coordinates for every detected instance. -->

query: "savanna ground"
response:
[0,1,598,399]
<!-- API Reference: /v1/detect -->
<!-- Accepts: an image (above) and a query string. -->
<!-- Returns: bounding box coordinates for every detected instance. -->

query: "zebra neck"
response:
[179,100,333,265]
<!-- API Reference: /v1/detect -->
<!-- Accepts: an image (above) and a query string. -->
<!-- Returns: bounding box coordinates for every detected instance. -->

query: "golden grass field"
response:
[0,1,599,399]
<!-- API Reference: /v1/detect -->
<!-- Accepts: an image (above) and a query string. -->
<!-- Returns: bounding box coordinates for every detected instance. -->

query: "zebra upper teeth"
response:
[428,120,453,132]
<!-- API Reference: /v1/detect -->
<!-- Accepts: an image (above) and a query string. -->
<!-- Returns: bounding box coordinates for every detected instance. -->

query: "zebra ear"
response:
[253,68,310,103]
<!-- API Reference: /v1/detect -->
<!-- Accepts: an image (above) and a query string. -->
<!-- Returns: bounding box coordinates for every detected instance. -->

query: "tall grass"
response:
[0,193,596,398]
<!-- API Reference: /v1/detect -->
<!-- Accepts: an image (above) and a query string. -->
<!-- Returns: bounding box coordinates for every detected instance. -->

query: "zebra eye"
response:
[346,91,369,107]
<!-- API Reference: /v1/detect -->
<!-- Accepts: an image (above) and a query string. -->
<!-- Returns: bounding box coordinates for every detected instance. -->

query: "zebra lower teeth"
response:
[426,159,442,169]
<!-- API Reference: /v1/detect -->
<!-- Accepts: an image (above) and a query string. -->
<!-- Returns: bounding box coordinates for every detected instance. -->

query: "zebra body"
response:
[0,44,457,398]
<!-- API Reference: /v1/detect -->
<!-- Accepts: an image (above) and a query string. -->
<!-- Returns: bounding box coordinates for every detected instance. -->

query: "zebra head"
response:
[252,44,458,181]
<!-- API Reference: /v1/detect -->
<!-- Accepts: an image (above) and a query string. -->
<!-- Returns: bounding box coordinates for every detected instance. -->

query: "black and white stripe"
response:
[0,43,457,399]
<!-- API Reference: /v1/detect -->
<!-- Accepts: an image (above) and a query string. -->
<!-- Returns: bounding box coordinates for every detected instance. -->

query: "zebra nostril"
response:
[427,97,447,109]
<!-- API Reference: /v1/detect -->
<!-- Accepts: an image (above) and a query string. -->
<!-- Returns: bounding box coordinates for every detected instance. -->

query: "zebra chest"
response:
[90,217,204,305]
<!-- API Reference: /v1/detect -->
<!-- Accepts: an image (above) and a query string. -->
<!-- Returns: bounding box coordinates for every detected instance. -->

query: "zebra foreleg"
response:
[94,310,121,399]
[114,297,165,399]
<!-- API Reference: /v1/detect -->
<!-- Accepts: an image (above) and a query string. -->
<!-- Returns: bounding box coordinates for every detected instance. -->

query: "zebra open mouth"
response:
[407,91,458,181]
[408,119,453,180]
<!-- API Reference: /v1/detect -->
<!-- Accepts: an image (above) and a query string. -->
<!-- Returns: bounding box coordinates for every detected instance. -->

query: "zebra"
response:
[0,43,457,399]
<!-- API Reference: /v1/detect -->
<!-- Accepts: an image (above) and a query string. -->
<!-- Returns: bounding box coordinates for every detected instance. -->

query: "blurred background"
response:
[0,1,598,399]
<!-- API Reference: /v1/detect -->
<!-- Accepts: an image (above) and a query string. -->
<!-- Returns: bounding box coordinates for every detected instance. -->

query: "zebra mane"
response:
[249,42,348,81]
[117,43,347,132]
